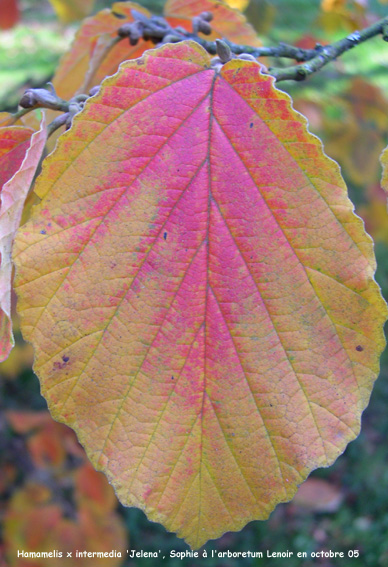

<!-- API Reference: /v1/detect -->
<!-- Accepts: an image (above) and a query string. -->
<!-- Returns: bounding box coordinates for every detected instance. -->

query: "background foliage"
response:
[1,0,388,565]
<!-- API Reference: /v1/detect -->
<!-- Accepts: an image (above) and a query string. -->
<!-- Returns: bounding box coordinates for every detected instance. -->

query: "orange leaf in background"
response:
[7,410,86,464]
[358,184,388,246]
[0,0,19,30]
[0,125,34,362]
[13,42,387,548]
[52,2,152,102]
[4,479,126,566]
[292,477,344,512]
[324,78,388,187]
[6,410,53,434]
[75,463,118,514]
[42,2,153,151]
[165,0,261,46]
[0,116,46,363]
[0,463,17,497]
[4,413,126,565]
[28,427,67,468]
[348,77,388,131]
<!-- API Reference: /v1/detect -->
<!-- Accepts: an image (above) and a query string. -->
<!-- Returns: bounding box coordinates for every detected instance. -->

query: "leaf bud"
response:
[19,91,37,109]
[129,22,142,45]
[197,19,212,35]
[118,23,132,38]
[200,11,213,22]
[215,39,232,63]
[192,16,200,34]
[19,88,67,111]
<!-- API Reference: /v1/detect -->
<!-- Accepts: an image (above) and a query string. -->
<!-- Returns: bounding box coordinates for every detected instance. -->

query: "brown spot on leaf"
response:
[53,356,70,370]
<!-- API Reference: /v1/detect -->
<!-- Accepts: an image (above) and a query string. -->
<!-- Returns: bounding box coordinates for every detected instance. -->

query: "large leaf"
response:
[14,42,387,548]
[164,0,261,45]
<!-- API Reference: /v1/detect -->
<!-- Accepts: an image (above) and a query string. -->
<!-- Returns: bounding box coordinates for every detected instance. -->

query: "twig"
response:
[115,11,388,82]
[185,36,319,62]
[267,15,388,81]
[47,113,69,137]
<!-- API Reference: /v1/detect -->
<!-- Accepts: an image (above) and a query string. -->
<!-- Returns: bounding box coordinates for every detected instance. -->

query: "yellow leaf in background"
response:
[48,0,95,23]
[381,147,388,195]
[321,0,366,11]
[243,0,276,35]
[321,0,346,11]
[319,0,366,31]
[0,341,33,380]
[223,0,250,11]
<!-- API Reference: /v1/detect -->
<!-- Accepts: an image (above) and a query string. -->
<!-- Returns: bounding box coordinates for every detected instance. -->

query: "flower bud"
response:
[216,39,232,64]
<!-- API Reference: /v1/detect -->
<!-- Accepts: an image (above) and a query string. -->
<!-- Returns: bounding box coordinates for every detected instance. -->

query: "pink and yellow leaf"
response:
[13,42,387,548]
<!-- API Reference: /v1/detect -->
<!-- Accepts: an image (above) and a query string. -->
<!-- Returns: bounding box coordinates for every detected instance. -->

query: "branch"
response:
[116,10,388,82]
[269,15,388,81]
[18,85,89,135]
[117,10,319,63]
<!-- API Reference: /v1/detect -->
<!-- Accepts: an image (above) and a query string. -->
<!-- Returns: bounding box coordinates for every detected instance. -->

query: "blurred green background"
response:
[1,1,388,566]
